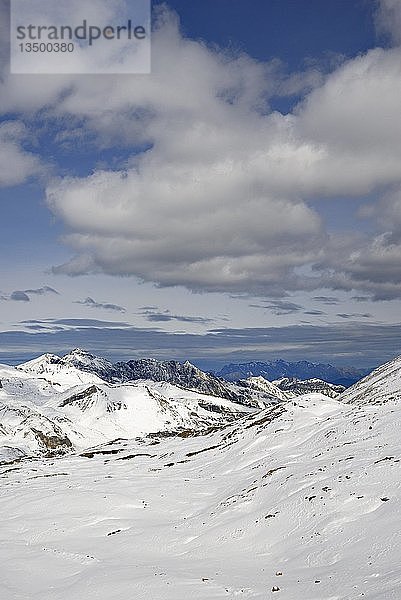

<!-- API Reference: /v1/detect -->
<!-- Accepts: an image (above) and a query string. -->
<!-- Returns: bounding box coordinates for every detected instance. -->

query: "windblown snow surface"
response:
[0,354,401,599]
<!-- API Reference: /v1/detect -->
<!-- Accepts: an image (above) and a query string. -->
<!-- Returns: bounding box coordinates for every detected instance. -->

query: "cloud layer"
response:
[2,318,401,370]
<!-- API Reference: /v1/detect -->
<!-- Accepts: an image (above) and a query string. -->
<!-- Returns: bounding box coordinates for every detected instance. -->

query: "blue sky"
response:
[1,0,401,369]
[162,0,376,65]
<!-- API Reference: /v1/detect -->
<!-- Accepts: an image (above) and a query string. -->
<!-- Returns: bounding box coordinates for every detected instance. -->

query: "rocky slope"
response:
[236,375,290,401]
[273,377,345,398]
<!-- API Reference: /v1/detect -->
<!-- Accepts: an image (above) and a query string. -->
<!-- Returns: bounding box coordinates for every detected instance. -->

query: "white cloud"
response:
[46,164,324,293]
[0,121,43,187]
[297,48,401,172]
[375,0,401,45]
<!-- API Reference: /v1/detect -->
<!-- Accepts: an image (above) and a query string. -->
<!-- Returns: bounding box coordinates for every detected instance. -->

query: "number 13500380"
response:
[19,42,75,53]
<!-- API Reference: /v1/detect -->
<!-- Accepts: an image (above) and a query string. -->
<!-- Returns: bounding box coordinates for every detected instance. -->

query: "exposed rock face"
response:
[115,358,250,403]
[31,428,73,453]
[59,385,100,408]
[273,377,345,398]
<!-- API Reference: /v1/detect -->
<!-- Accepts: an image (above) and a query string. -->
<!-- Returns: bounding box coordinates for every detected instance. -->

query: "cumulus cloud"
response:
[297,48,401,170]
[44,11,401,298]
[2,5,401,299]
[40,10,326,295]
[312,231,401,301]
[47,170,323,295]
[75,296,126,313]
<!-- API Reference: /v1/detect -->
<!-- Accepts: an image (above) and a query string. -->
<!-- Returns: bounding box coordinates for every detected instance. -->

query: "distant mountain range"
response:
[216,359,367,387]
[0,348,364,462]
[14,349,366,388]
[20,349,281,407]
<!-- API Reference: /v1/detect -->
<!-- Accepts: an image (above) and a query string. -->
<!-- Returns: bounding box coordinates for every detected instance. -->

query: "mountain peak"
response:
[63,348,92,358]
[18,353,62,370]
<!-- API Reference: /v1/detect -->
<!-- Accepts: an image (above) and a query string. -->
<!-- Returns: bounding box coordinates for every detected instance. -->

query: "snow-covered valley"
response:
[1,350,400,599]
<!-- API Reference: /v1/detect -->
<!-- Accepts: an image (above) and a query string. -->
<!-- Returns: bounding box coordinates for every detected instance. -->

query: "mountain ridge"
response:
[18,349,282,408]
[340,354,401,405]
[217,359,367,386]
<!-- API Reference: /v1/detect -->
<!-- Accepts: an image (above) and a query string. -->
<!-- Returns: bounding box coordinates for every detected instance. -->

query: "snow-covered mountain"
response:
[237,375,290,402]
[3,349,357,463]
[0,349,371,463]
[56,348,118,381]
[340,354,401,405]
[273,377,345,398]
[115,357,255,403]
[237,375,345,399]
[18,352,107,388]
[18,349,277,407]
[1,387,401,599]
[0,359,258,463]
[217,359,366,386]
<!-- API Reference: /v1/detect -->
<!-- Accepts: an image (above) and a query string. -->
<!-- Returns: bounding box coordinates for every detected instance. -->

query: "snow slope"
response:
[2,351,401,599]
[0,392,400,599]
[340,355,401,405]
